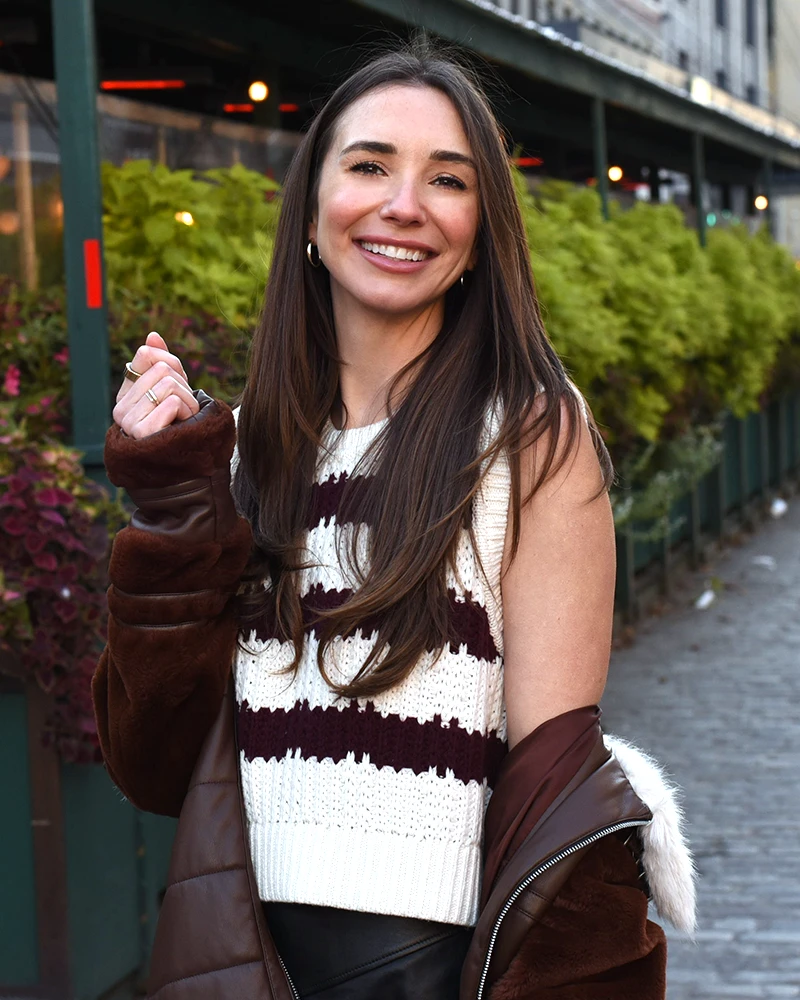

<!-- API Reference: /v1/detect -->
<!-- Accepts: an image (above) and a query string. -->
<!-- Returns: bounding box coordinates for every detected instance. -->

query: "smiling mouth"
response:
[357,241,432,262]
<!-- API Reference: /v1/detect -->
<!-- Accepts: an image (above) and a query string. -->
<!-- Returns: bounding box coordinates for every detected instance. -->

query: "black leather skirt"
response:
[263,902,473,999]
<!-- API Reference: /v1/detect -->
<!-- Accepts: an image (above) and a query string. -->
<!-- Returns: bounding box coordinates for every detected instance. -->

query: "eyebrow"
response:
[340,140,476,170]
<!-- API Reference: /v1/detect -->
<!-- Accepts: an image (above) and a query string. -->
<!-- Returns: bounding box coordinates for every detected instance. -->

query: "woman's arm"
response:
[496,400,666,997]
[92,392,252,817]
[501,398,616,748]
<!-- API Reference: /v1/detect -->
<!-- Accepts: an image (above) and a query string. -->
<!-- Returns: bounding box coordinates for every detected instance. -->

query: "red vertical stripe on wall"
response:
[83,239,103,309]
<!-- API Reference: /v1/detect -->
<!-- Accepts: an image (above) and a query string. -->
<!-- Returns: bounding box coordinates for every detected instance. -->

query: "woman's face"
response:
[309,84,480,320]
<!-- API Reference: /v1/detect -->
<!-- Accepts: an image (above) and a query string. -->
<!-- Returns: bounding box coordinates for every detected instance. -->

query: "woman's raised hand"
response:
[113,331,201,440]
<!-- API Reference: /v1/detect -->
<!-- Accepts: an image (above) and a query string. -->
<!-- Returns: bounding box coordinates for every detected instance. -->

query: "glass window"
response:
[745,0,756,45]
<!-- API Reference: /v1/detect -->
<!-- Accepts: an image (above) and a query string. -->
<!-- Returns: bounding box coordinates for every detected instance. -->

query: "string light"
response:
[101,80,185,90]
[754,195,769,211]
[248,81,269,102]
[175,211,195,226]
[608,165,623,182]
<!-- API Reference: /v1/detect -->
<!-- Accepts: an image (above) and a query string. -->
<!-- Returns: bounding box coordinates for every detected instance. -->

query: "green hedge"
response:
[96,162,800,459]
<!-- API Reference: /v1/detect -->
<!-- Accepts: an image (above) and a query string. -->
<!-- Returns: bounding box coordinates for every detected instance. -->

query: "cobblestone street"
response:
[602,500,800,999]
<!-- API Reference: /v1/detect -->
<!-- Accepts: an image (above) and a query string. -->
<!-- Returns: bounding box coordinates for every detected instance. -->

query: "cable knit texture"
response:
[234,416,511,927]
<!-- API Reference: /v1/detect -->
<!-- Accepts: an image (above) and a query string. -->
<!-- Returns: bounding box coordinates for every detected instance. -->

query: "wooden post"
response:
[12,101,39,291]
[156,126,167,167]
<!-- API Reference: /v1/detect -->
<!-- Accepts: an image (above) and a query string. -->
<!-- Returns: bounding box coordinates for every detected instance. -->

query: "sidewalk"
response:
[602,500,800,1000]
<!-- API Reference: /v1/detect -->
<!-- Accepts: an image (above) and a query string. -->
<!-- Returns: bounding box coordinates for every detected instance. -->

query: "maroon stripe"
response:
[252,585,498,662]
[307,472,373,530]
[237,699,508,788]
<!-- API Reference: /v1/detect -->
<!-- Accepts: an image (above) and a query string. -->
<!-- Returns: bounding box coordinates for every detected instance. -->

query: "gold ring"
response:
[124,362,143,383]
[145,388,159,406]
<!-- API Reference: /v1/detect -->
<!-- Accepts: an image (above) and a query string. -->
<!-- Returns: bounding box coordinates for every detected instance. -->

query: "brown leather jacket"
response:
[93,394,667,1000]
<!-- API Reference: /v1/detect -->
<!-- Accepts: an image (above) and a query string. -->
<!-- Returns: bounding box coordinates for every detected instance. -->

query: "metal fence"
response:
[615,391,800,619]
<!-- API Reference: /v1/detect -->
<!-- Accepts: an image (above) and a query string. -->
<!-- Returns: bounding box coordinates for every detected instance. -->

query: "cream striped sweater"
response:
[233,414,510,926]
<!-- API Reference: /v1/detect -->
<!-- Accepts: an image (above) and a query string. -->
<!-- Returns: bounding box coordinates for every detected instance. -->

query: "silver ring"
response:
[124,361,143,383]
[145,388,159,406]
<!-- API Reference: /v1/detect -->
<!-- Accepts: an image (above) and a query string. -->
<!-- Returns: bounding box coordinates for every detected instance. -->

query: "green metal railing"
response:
[615,392,800,620]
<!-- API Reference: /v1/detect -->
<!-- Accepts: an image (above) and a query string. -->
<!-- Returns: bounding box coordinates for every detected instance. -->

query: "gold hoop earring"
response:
[306,241,321,268]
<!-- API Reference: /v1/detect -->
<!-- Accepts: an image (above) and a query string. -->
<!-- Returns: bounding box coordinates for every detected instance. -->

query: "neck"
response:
[331,288,444,429]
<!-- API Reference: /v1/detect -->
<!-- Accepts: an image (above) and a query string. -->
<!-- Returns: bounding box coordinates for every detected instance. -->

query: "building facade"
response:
[493,0,771,110]
[770,0,800,256]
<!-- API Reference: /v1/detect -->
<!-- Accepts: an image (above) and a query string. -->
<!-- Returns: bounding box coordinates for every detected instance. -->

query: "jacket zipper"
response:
[475,819,648,1000]
[277,952,301,1000]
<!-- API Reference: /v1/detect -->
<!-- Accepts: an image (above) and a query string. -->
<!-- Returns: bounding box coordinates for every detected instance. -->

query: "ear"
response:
[467,243,479,272]
[308,217,318,245]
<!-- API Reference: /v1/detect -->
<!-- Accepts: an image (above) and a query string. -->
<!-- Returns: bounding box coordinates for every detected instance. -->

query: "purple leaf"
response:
[24,532,47,555]
[2,514,28,536]
[33,550,58,572]
[39,509,66,526]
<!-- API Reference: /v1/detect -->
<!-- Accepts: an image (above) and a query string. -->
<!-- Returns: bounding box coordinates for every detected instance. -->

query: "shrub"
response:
[0,423,126,761]
[102,160,280,325]
[0,278,248,445]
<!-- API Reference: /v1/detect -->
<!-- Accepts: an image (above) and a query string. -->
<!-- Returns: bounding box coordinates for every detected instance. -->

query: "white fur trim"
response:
[605,736,698,935]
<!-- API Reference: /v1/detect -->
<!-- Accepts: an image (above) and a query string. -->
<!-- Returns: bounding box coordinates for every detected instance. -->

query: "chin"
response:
[355,282,440,314]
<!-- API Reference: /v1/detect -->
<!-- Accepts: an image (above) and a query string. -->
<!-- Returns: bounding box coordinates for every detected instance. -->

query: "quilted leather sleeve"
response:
[92,392,253,817]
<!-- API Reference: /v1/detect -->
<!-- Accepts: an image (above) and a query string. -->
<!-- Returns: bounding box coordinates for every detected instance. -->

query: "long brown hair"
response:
[233,39,612,698]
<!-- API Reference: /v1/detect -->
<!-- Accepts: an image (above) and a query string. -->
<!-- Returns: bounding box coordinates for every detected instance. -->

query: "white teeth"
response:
[360,241,428,262]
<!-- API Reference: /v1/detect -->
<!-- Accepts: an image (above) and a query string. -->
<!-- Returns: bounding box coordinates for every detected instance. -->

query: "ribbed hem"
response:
[249,822,482,927]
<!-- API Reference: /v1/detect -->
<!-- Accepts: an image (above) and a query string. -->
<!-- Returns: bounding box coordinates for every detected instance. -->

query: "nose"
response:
[378,174,427,226]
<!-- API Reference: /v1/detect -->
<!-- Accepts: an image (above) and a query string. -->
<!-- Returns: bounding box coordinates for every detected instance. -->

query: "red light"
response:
[514,156,544,167]
[279,103,300,113]
[83,239,103,309]
[101,80,186,91]
[224,103,254,113]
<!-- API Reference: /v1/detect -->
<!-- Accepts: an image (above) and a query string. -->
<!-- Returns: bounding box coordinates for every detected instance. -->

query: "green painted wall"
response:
[62,764,140,1000]
[61,765,178,1000]
[0,693,39,985]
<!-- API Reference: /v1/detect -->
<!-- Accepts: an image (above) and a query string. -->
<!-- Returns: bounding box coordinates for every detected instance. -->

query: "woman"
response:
[94,43,695,1000]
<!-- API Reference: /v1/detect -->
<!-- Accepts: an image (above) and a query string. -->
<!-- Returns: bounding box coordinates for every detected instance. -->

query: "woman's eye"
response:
[350,161,384,176]
[433,174,467,190]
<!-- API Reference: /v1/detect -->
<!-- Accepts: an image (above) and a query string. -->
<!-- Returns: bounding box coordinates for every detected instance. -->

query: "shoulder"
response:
[517,382,606,518]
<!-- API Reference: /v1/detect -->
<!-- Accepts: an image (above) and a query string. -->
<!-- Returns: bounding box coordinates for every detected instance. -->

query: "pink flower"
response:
[53,347,69,366]
[3,364,20,397]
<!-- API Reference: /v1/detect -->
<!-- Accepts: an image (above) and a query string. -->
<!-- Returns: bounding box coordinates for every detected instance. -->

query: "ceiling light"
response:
[248,81,269,102]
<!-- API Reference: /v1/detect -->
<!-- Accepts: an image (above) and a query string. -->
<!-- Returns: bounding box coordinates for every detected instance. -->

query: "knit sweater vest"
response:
[232,413,510,926]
